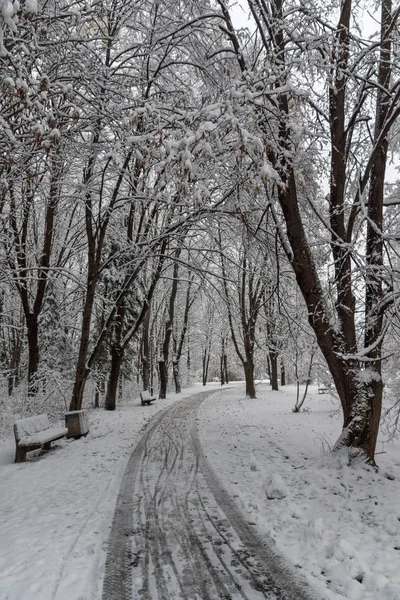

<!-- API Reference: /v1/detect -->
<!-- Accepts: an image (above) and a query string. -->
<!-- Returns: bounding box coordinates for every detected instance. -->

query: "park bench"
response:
[140,390,157,406]
[14,414,68,463]
[318,386,329,394]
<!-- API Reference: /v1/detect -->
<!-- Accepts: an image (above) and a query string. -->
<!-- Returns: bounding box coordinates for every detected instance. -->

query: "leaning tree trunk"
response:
[218,0,395,463]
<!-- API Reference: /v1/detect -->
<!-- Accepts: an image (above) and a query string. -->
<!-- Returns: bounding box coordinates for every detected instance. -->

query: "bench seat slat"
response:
[140,391,156,402]
[14,414,50,441]
[18,426,68,447]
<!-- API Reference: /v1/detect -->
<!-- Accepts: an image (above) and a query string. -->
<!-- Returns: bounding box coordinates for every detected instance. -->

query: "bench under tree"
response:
[140,390,157,406]
[14,414,68,463]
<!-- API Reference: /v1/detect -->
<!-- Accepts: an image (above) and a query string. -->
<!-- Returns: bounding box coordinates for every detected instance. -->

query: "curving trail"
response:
[102,391,318,600]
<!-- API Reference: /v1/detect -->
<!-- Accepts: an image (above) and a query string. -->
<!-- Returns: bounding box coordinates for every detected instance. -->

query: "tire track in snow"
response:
[102,391,319,600]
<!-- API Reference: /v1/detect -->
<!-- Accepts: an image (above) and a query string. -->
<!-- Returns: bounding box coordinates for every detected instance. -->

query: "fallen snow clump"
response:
[263,473,287,499]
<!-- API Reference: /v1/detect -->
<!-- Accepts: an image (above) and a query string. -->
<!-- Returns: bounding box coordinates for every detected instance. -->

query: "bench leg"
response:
[15,446,27,463]
[43,441,52,450]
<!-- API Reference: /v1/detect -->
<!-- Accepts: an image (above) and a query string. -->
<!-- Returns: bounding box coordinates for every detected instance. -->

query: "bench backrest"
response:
[141,390,151,400]
[14,414,50,442]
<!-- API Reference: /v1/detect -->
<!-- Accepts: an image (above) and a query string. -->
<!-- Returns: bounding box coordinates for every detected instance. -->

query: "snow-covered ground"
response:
[0,382,399,600]
[198,384,400,600]
[0,386,190,600]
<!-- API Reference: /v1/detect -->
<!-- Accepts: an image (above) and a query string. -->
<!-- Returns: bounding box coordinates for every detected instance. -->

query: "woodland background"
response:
[1,0,400,464]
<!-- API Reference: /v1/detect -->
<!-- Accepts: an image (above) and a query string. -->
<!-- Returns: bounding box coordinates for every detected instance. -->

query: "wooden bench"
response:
[140,390,156,406]
[318,387,329,394]
[14,414,68,463]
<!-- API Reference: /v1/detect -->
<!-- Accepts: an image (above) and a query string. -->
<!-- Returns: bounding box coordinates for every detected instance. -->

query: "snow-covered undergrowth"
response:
[198,383,400,600]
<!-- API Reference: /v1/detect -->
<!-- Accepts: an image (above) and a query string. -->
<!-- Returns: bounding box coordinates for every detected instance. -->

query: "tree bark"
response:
[172,359,181,393]
[26,313,39,395]
[281,362,286,386]
[141,308,151,391]
[269,351,279,391]
[105,343,124,411]
[104,300,125,411]
[158,359,168,399]
[244,360,256,398]
[70,277,97,411]
[158,247,182,399]
[202,347,210,386]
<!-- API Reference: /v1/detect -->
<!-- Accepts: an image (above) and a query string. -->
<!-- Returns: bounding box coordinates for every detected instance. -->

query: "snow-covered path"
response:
[102,391,316,600]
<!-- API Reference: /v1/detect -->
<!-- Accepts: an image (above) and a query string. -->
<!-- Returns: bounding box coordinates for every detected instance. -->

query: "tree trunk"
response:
[173,359,181,393]
[105,298,126,411]
[158,359,167,399]
[244,360,256,398]
[141,309,151,391]
[270,351,279,391]
[94,377,105,408]
[223,353,228,384]
[281,362,286,386]
[8,330,21,396]
[158,247,182,399]
[69,278,97,411]
[220,337,226,385]
[26,313,39,395]
[104,344,123,411]
[202,347,210,386]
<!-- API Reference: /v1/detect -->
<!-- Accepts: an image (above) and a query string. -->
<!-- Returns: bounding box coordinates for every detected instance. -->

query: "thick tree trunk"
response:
[105,299,126,411]
[158,360,167,399]
[105,344,124,411]
[244,360,256,398]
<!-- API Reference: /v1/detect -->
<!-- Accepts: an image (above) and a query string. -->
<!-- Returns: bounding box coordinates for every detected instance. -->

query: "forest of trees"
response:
[1,0,400,464]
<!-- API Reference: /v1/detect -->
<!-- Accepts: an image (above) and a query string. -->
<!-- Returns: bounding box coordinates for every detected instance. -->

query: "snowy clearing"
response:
[0,382,399,600]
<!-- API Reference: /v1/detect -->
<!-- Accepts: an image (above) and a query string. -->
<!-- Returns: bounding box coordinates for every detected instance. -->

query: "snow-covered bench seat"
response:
[13,414,68,463]
[140,390,156,406]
